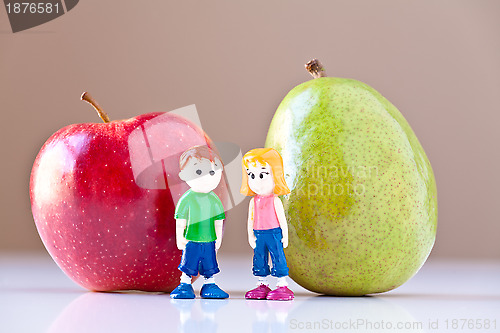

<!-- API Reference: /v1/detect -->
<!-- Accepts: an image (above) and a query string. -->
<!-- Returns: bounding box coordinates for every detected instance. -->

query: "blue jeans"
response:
[178,241,220,278]
[252,227,289,278]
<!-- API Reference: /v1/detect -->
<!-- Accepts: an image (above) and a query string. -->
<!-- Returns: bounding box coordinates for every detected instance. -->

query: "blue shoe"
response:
[200,283,229,299]
[170,283,195,299]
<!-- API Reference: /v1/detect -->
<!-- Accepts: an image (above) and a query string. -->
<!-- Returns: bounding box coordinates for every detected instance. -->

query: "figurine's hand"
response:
[282,236,289,249]
[248,235,257,249]
[177,236,188,251]
[215,238,222,250]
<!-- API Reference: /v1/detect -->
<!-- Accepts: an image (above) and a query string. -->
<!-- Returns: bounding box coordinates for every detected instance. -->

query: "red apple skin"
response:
[30,112,226,292]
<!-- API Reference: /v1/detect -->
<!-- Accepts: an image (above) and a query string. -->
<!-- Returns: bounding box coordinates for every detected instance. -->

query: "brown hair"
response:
[240,148,290,196]
[179,145,222,170]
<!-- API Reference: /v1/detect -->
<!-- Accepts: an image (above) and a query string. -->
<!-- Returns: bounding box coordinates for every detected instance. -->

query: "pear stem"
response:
[81,92,111,123]
[305,59,327,78]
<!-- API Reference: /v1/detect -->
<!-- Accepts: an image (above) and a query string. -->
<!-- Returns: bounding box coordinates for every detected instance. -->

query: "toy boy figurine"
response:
[170,145,229,299]
[240,148,294,301]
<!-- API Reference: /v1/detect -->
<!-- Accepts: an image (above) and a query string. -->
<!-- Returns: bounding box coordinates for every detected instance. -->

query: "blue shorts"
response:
[253,227,289,278]
[178,241,220,278]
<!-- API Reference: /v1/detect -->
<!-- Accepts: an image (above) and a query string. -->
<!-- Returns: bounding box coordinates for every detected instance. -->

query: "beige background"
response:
[1,0,499,259]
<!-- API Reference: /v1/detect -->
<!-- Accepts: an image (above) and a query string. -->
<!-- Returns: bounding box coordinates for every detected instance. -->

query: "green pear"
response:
[265,60,437,296]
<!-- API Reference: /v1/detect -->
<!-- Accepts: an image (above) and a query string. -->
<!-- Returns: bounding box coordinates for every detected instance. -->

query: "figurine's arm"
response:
[247,197,256,249]
[274,197,288,248]
[176,219,189,250]
[215,219,223,250]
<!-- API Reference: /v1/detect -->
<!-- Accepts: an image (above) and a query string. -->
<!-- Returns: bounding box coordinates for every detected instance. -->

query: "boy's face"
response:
[179,156,223,193]
[246,162,274,196]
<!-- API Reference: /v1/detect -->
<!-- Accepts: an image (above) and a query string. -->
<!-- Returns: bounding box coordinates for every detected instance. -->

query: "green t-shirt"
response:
[174,189,226,242]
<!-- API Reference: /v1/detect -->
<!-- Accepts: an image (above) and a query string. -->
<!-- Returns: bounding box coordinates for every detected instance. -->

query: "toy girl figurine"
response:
[240,148,294,301]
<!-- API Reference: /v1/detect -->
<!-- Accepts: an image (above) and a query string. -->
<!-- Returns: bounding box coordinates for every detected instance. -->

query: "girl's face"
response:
[246,161,274,196]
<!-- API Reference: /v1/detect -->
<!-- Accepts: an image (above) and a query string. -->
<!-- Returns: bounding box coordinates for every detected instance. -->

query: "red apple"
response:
[30,93,228,292]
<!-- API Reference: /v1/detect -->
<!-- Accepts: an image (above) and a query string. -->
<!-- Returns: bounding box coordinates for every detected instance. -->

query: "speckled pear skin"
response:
[265,77,437,296]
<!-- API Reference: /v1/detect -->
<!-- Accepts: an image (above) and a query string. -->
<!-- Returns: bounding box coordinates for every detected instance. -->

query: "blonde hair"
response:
[240,148,290,196]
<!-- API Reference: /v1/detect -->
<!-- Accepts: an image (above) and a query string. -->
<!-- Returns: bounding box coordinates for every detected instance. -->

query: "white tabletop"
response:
[1,254,499,333]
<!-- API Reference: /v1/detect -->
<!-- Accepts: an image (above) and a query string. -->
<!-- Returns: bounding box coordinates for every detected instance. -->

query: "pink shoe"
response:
[245,284,272,300]
[266,286,294,301]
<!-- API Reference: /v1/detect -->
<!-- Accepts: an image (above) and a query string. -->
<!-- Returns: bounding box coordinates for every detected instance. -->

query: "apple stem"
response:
[81,92,111,123]
[305,59,327,79]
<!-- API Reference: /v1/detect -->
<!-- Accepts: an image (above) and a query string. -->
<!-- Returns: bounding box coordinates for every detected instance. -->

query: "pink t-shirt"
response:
[253,194,280,230]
